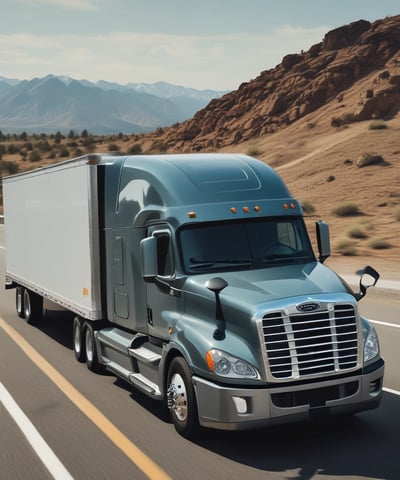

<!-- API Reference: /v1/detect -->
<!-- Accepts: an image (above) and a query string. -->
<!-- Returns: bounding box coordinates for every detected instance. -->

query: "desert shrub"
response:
[36,140,52,152]
[347,226,368,239]
[29,150,41,162]
[247,147,262,157]
[335,239,357,256]
[306,121,317,129]
[107,143,120,152]
[327,175,335,182]
[369,238,391,250]
[301,200,315,214]
[0,160,19,175]
[332,202,360,217]
[59,148,70,158]
[150,140,168,153]
[6,143,19,154]
[368,120,387,130]
[357,152,386,168]
[394,208,400,222]
[128,144,142,155]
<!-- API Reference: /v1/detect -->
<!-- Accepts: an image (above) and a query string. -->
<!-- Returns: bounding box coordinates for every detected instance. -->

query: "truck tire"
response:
[16,286,25,319]
[73,316,86,362]
[167,357,199,438]
[23,289,43,325]
[84,322,103,373]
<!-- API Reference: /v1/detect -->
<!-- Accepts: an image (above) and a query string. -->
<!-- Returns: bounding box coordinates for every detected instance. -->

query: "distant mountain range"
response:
[0,75,227,134]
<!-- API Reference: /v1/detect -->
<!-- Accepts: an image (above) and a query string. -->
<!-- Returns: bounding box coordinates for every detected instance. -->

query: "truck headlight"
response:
[364,325,379,362]
[205,349,259,379]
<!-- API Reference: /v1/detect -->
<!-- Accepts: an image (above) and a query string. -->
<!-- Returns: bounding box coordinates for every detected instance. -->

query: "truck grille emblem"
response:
[296,302,320,312]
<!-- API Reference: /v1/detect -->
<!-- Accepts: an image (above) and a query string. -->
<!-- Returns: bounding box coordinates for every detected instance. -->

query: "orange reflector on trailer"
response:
[231,207,237,214]
[188,211,197,218]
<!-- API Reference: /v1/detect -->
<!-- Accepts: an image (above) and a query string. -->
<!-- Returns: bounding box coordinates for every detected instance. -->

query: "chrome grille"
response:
[262,304,358,380]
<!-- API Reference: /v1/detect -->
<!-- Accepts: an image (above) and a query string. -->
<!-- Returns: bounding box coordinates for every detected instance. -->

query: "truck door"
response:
[145,227,178,340]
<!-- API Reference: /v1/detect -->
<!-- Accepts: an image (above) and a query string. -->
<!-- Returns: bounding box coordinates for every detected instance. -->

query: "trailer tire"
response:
[23,289,43,325]
[16,286,25,319]
[73,316,86,362]
[167,357,200,438]
[84,322,103,373]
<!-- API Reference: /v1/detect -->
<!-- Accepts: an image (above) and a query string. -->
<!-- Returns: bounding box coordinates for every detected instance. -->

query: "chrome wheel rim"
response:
[74,323,81,354]
[169,373,188,421]
[85,329,93,363]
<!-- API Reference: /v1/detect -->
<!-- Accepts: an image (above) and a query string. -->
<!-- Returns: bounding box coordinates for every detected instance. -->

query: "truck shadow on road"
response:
[37,309,75,349]
[195,392,400,480]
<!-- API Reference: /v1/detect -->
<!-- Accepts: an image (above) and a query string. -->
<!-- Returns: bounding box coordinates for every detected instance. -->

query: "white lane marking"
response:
[369,319,400,329]
[0,382,74,480]
[383,387,400,396]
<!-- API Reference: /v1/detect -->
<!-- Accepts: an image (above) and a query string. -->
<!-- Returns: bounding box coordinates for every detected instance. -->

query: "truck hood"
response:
[184,262,353,309]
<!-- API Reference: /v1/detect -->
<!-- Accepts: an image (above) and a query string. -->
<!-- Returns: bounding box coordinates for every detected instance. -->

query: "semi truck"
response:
[3,153,384,438]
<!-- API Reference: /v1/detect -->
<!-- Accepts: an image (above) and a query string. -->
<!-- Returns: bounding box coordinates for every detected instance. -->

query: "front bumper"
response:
[192,359,384,430]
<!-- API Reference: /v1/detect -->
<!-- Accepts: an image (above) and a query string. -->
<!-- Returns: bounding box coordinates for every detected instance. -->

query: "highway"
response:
[0,223,399,480]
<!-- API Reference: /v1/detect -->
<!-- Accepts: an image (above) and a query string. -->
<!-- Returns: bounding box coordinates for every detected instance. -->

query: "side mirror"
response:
[140,236,157,281]
[354,265,380,301]
[206,277,228,341]
[316,221,330,263]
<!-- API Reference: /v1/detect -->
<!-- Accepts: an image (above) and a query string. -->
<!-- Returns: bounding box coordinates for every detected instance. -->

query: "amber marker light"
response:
[254,205,261,212]
[230,207,237,214]
[243,206,249,213]
[290,203,296,209]
[283,203,289,209]
[188,211,196,218]
[205,351,215,372]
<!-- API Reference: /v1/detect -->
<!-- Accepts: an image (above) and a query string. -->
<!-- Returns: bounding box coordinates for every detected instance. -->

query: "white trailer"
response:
[3,158,103,321]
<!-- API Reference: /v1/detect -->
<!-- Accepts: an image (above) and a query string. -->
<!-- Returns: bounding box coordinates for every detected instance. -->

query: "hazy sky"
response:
[1,0,399,90]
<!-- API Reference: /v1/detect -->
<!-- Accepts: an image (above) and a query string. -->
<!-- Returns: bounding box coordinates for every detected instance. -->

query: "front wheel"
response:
[167,357,199,438]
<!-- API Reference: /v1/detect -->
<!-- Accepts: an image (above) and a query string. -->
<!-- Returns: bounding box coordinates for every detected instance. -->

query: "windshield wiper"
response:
[189,258,252,270]
[262,255,313,264]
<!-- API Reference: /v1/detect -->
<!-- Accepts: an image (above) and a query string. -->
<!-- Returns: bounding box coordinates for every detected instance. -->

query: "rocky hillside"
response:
[149,15,400,152]
[137,15,399,265]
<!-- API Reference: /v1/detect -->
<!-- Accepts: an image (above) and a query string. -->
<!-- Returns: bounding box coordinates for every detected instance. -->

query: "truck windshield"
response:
[179,217,315,274]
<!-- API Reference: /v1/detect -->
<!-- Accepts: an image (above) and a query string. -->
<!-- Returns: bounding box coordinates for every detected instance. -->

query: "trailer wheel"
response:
[73,316,85,362]
[23,289,43,325]
[167,357,199,438]
[84,322,103,373]
[16,286,25,319]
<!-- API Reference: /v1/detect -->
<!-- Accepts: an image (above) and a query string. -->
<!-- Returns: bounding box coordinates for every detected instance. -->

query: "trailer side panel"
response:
[3,159,103,319]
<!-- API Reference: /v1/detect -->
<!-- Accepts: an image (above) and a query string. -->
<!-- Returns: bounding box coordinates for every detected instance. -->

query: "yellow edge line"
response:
[0,317,172,480]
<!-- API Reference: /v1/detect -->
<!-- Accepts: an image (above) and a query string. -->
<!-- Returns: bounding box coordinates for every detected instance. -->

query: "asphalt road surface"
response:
[0,224,399,480]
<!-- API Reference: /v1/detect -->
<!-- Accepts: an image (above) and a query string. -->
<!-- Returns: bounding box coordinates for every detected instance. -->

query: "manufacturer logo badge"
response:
[296,302,320,312]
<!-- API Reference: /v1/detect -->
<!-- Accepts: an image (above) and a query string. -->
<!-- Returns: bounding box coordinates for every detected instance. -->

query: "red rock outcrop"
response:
[152,15,400,152]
